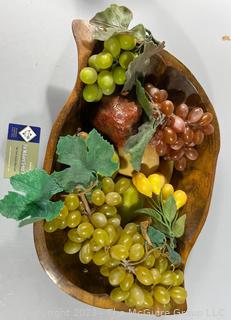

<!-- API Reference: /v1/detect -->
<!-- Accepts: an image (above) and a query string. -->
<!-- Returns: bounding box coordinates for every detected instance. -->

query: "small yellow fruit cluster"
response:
[132,172,187,210]
[162,184,187,210]
[132,173,165,198]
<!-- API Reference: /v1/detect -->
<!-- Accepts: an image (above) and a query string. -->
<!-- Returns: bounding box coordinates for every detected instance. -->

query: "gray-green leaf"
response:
[166,244,182,266]
[135,208,163,225]
[130,24,146,42]
[148,226,166,247]
[135,208,170,235]
[172,214,186,238]
[136,79,153,119]
[123,41,165,92]
[162,194,177,225]
[152,220,171,236]
[124,119,158,171]
[90,4,133,41]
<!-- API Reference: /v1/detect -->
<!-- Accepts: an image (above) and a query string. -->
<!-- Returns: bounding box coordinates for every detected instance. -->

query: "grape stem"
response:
[60,181,97,217]
[169,264,176,272]
[76,180,98,196]
[120,260,135,274]
[73,181,98,218]
[120,247,161,273]
[128,248,158,266]
[78,193,92,217]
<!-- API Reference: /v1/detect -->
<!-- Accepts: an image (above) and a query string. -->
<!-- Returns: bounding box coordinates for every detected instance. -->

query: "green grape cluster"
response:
[100,228,187,309]
[44,177,187,309]
[64,177,133,263]
[80,33,138,102]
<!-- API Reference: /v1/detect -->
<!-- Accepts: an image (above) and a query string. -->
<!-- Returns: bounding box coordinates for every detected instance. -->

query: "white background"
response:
[0,0,230,319]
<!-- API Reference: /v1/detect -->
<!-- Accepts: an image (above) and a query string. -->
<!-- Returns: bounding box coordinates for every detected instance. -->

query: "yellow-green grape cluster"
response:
[80,33,137,102]
[43,177,187,309]
[43,193,81,233]
[70,177,133,264]
[100,225,187,309]
[44,177,131,262]
[64,192,122,261]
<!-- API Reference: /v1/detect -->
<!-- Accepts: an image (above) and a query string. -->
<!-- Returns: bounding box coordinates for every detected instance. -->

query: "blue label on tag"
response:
[7,123,41,143]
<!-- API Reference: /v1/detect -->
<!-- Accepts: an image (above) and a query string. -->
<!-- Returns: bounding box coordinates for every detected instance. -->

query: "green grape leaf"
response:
[0,169,64,226]
[147,226,166,247]
[52,160,95,192]
[11,168,63,201]
[86,129,119,177]
[55,135,87,165]
[152,220,171,236]
[0,192,28,220]
[90,4,133,41]
[53,129,119,192]
[166,244,182,266]
[19,217,45,227]
[136,79,153,119]
[161,194,177,224]
[123,41,165,92]
[124,119,158,171]
[18,200,64,227]
[172,214,186,238]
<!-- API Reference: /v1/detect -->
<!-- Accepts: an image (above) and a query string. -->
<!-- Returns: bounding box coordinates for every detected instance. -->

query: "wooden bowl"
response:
[33,20,220,314]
